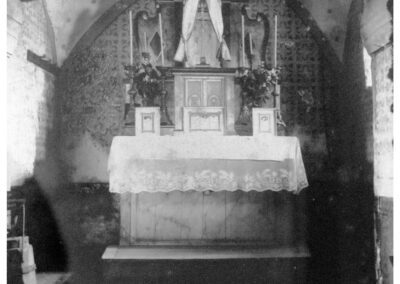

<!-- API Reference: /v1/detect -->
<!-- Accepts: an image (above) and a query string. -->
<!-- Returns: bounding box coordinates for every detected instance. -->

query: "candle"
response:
[129,10,133,65]
[249,33,253,54]
[144,32,147,52]
[275,84,281,110]
[274,14,278,68]
[158,11,165,66]
[241,14,245,67]
[125,83,131,103]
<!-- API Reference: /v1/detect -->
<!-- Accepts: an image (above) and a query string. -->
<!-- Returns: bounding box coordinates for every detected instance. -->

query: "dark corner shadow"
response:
[305,180,340,284]
[9,178,68,273]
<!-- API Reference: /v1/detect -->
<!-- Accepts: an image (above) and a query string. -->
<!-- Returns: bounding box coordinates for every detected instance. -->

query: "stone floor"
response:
[102,246,310,284]
[102,245,309,260]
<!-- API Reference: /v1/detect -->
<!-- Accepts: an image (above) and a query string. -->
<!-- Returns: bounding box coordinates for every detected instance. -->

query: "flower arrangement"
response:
[124,53,162,107]
[236,63,281,124]
[237,64,280,107]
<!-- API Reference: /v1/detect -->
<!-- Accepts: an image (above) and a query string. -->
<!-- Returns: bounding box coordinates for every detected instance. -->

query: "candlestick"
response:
[158,11,165,66]
[274,14,278,68]
[160,77,172,126]
[129,10,133,65]
[124,83,132,103]
[241,14,245,67]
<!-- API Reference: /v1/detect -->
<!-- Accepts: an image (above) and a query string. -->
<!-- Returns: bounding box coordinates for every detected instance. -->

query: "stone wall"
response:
[6,0,68,272]
[7,0,59,191]
[371,34,393,284]
[372,45,393,198]
[362,1,393,282]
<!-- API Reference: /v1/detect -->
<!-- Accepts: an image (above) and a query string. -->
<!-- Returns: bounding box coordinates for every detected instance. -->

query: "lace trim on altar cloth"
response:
[110,167,308,194]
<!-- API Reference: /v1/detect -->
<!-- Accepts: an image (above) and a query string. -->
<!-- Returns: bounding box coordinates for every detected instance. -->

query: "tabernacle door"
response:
[173,68,236,134]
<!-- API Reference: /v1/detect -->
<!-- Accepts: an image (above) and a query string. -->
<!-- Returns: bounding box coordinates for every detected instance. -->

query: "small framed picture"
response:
[252,108,277,136]
[135,107,160,136]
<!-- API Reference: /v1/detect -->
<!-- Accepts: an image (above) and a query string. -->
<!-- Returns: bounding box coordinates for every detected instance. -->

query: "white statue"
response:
[174,0,231,67]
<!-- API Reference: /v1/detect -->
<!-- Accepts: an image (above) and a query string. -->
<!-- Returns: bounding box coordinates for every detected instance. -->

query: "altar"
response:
[108,135,308,246]
[108,0,310,246]
[104,131,310,284]
[103,1,310,281]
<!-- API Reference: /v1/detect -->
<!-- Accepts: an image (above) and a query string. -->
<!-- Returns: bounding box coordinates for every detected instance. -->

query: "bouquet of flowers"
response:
[124,53,162,107]
[236,63,281,123]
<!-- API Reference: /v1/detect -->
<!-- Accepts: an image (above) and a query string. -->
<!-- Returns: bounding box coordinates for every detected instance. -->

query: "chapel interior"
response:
[6,0,393,283]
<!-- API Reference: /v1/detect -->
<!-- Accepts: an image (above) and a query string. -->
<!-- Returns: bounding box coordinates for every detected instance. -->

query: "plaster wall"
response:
[299,0,351,61]
[361,0,392,54]
[69,133,109,183]
[7,0,59,191]
[46,0,118,65]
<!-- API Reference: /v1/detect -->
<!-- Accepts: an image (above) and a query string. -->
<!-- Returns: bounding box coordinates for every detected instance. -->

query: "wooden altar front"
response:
[117,190,308,247]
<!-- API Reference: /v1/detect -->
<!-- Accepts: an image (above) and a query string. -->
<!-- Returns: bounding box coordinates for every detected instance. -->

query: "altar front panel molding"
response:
[183,107,225,135]
[119,190,308,246]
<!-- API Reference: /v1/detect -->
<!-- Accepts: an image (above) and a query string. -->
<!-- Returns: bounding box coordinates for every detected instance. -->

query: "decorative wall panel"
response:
[59,46,123,149]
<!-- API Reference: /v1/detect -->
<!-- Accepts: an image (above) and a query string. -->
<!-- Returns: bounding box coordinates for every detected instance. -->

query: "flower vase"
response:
[236,104,252,125]
[235,98,253,136]
[142,95,155,108]
[160,89,173,126]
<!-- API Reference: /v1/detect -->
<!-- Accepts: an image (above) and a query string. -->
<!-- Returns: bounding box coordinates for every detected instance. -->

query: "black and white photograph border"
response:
[3,0,396,283]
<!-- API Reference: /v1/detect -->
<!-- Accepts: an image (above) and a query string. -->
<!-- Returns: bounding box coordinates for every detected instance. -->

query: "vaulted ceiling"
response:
[46,0,119,65]
[44,0,352,66]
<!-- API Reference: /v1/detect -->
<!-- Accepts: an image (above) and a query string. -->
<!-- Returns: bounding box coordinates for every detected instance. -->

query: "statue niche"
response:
[174,0,231,68]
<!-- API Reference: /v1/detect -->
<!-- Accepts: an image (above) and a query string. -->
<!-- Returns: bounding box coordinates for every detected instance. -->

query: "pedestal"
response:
[135,107,160,136]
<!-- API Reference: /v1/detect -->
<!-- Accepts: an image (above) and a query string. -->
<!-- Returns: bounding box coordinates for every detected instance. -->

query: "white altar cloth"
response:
[108,136,308,193]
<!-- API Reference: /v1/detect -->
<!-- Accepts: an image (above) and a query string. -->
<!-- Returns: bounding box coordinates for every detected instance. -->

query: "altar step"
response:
[102,245,310,284]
